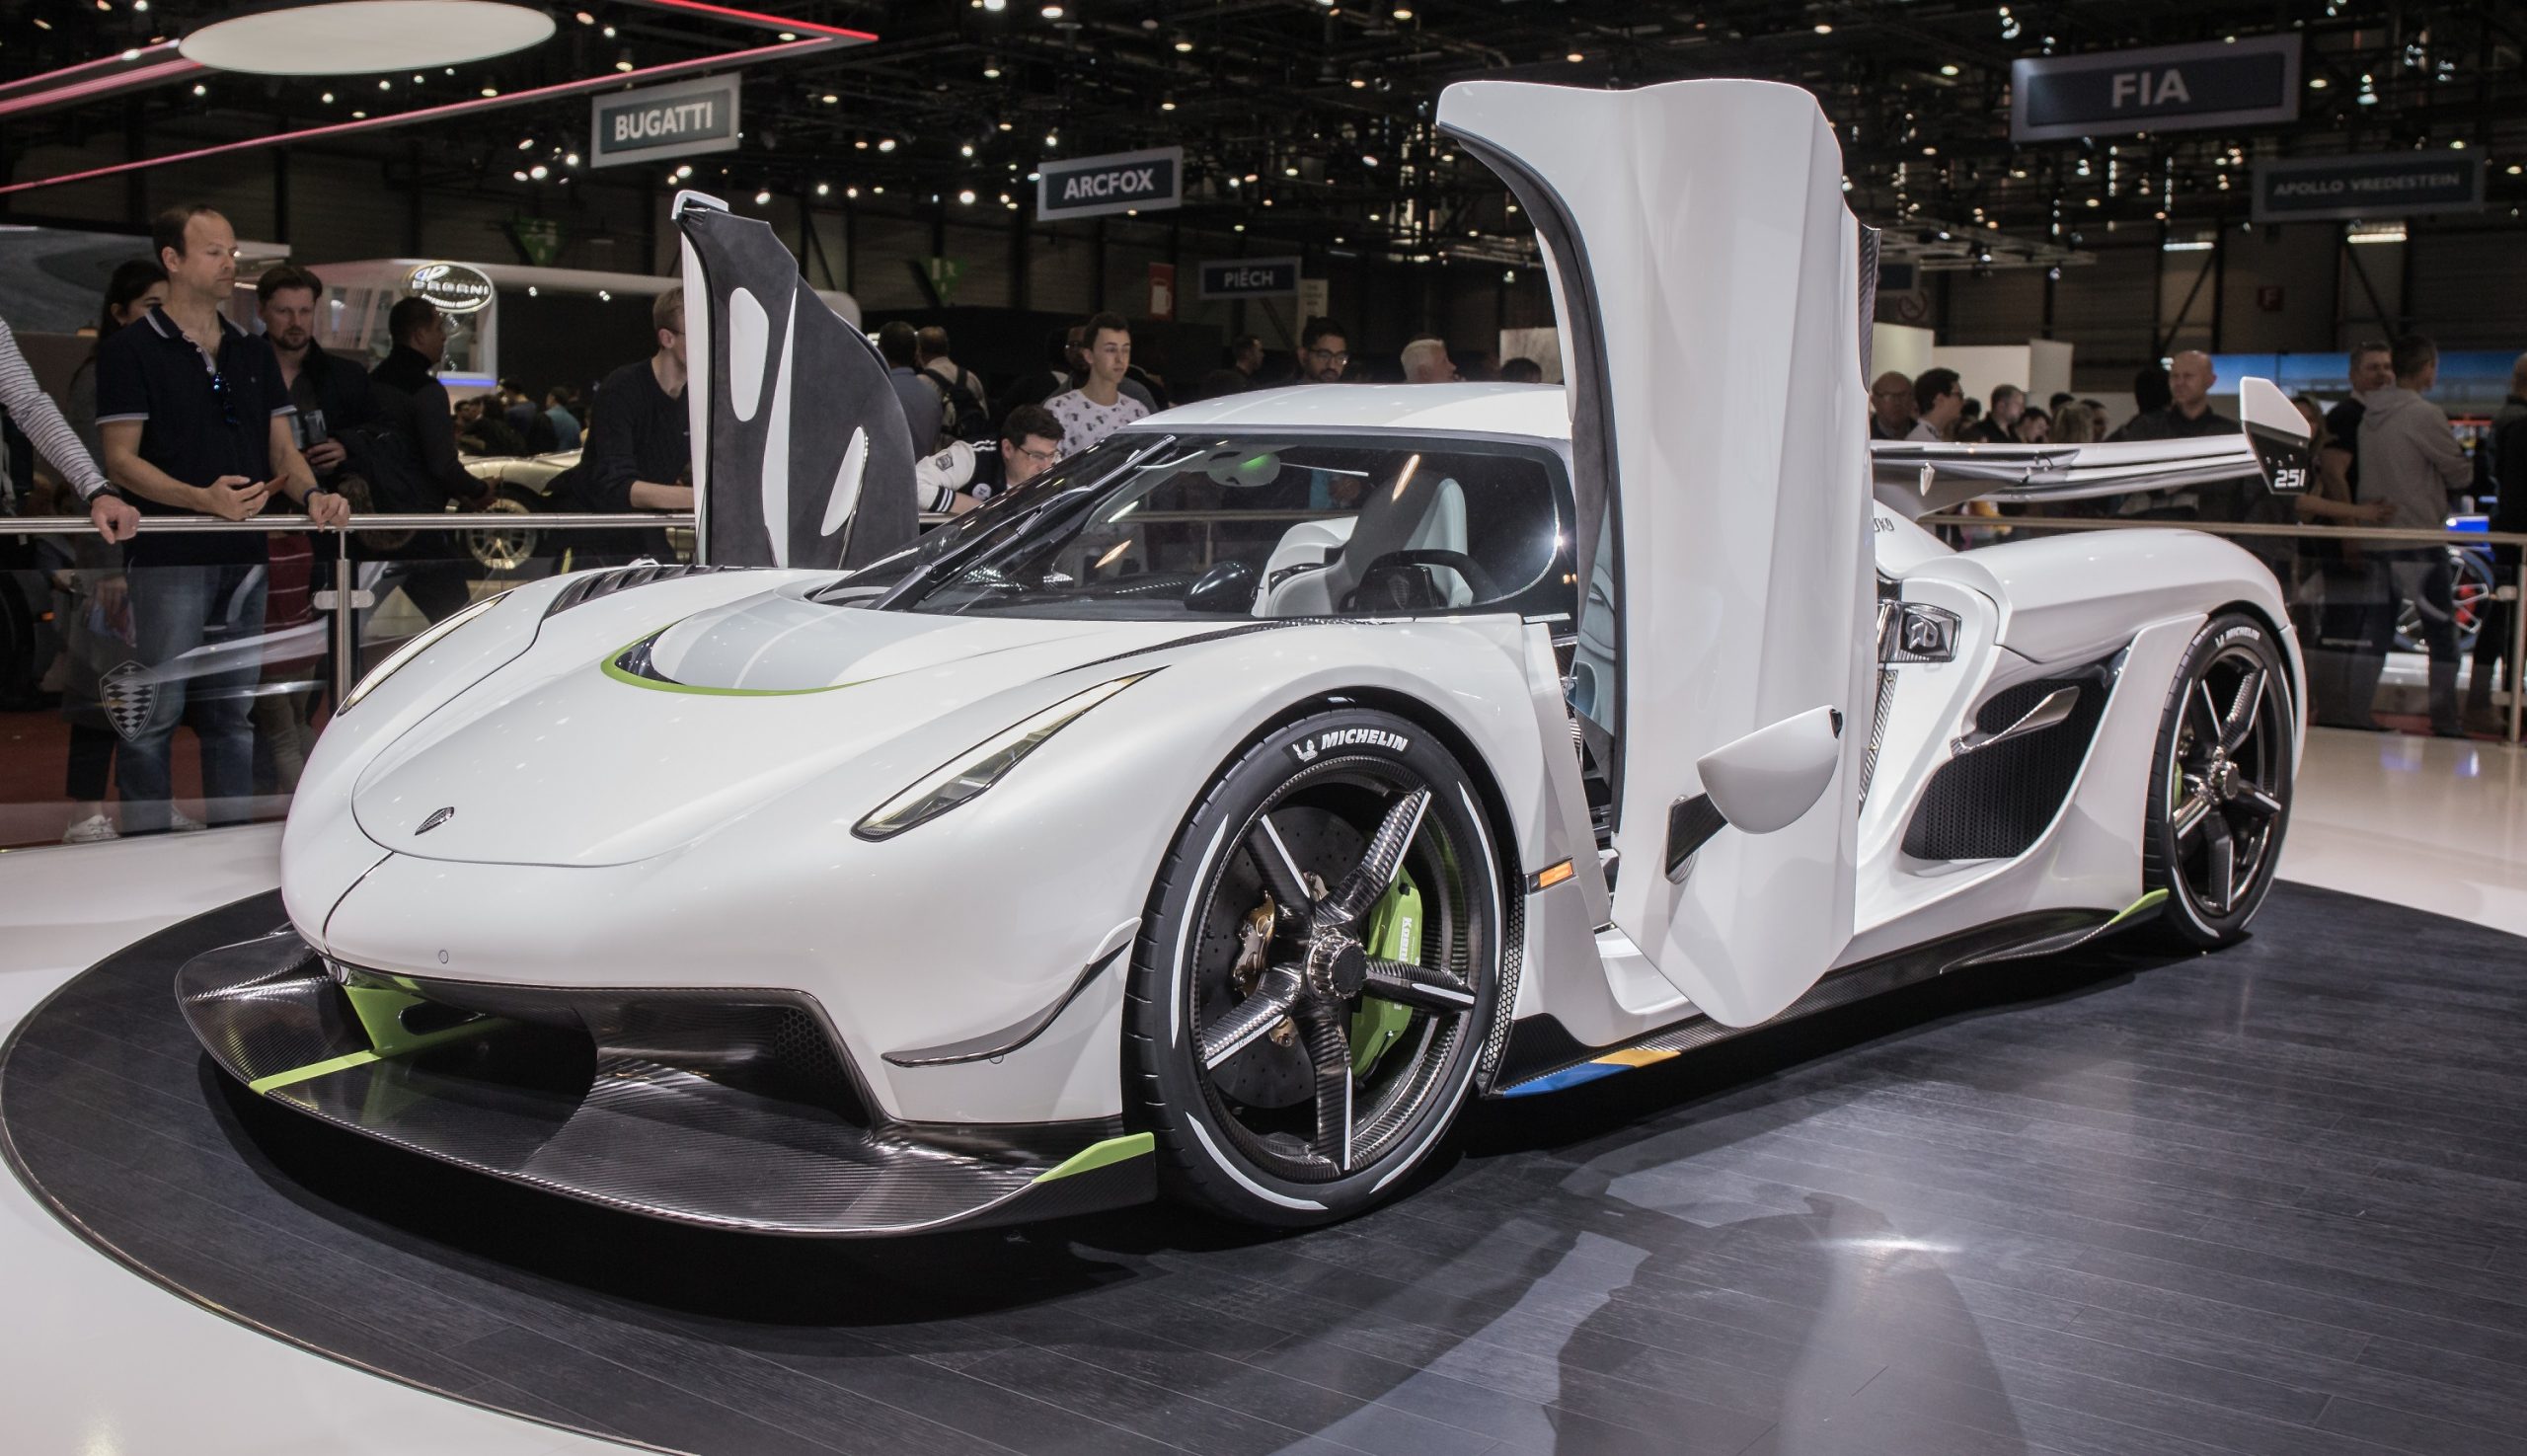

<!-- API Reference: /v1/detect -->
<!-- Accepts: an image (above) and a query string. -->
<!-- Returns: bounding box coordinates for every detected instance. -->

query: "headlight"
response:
[854,673,1149,840]
[340,590,511,713]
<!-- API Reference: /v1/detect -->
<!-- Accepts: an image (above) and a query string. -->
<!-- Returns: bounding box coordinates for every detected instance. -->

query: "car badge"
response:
[417,806,457,835]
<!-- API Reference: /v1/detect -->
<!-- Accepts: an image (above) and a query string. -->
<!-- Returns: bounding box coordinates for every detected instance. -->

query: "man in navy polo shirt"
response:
[96,204,349,832]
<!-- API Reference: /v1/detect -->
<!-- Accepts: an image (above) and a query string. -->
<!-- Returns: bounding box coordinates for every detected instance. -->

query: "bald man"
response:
[1869,371,1916,440]
[2109,350,2253,519]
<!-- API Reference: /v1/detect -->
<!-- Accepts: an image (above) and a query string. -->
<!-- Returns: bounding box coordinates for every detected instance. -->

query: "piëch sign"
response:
[2011,35,2299,142]
[1197,257,1300,298]
[404,261,496,315]
[1035,147,1183,221]
[588,75,741,169]
[2252,150,2486,224]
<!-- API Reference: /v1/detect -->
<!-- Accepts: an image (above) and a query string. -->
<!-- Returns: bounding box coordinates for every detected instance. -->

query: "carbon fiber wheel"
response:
[2145,613,2293,948]
[1127,708,1501,1227]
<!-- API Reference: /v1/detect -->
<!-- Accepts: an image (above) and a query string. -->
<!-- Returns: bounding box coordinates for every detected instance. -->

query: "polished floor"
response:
[3,728,2524,1456]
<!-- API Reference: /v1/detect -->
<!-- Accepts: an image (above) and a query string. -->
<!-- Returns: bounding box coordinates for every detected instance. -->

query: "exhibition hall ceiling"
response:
[2,1,2520,259]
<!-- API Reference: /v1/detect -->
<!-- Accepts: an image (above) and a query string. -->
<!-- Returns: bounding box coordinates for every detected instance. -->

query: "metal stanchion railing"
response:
[1921,512,2527,745]
[6,510,696,701]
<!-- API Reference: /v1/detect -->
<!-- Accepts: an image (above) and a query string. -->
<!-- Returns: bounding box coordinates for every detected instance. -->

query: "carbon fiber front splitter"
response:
[175,929,1154,1236]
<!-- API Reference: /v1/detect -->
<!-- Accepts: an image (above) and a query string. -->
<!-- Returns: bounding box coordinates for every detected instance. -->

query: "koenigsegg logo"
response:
[1293,728,1411,762]
[416,805,456,835]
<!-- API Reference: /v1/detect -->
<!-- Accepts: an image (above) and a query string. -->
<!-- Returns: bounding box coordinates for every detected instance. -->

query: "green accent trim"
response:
[599,633,865,696]
[250,1048,383,1096]
[1032,1131,1155,1184]
[1351,872,1423,1078]
[2106,888,2170,930]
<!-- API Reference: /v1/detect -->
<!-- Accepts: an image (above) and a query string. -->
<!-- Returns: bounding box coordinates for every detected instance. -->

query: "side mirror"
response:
[1184,558,1260,614]
[1697,704,1844,835]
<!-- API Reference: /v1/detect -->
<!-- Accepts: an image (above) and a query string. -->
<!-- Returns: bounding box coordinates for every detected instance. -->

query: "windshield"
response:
[833,432,1571,622]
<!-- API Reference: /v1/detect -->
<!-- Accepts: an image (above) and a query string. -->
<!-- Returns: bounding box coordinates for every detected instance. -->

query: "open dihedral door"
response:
[673,191,917,570]
[1438,79,1876,1028]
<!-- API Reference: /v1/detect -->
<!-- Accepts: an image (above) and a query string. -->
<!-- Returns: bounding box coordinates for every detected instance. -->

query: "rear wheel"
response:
[2144,614,2294,947]
[1126,708,1501,1226]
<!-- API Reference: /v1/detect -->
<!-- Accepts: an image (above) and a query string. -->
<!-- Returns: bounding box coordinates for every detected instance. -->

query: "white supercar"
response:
[180,77,2315,1235]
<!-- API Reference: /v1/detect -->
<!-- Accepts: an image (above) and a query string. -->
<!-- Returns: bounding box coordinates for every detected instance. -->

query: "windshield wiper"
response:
[870,434,1175,613]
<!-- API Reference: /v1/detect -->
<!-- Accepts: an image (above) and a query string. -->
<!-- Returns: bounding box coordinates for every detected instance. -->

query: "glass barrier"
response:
[0,510,691,851]
[1919,512,2527,745]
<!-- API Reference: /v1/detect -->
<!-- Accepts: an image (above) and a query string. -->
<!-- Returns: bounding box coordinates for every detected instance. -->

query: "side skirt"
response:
[1491,903,2142,1098]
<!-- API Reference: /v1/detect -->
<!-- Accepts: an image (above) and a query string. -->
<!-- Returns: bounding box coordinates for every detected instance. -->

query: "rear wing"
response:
[1872,375,2314,519]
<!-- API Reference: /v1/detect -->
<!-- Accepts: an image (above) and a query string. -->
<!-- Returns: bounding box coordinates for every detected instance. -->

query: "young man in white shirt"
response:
[1047,312,1150,458]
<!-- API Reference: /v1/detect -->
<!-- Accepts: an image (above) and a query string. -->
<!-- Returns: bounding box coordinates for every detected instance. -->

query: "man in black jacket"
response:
[567,287,692,565]
[367,295,493,620]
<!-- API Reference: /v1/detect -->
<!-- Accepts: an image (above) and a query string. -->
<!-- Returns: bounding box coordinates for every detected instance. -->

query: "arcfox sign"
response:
[2012,35,2299,142]
[1036,147,1183,221]
[589,75,741,169]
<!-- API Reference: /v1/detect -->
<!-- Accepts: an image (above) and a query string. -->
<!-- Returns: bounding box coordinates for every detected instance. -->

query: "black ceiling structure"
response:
[2,1,2521,266]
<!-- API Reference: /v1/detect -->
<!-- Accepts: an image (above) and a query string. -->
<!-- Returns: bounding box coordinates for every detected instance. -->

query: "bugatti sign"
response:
[588,75,741,168]
[1035,147,1183,221]
[2012,35,2299,142]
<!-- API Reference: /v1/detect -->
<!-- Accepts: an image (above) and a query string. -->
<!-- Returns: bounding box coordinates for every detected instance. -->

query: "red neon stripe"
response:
[0,58,205,121]
[621,0,878,41]
[0,39,183,102]
[0,38,847,196]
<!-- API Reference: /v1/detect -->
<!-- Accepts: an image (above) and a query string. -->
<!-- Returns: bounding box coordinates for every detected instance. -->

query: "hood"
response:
[2358,385,2427,424]
[350,598,1188,867]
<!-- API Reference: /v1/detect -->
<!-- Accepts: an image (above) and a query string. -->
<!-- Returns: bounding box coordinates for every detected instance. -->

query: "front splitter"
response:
[174,928,1153,1236]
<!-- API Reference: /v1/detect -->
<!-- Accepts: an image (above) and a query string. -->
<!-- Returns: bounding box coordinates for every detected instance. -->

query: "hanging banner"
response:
[2011,35,2299,142]
[1199,257,1298,298]
[589,74,741,168]
[1147,262,1176,320]
[2252,150,2485,224]
[1035,146,1183,221]
[508,216,567,267]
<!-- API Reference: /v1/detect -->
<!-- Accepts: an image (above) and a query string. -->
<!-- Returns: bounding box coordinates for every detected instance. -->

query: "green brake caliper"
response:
[1350,872,1421,1078]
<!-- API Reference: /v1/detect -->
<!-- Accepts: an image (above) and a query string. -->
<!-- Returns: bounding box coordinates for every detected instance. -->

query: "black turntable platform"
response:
[6,886,2524,1456]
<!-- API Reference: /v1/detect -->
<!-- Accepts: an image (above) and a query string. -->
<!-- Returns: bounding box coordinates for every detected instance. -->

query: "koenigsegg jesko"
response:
[180,78,2315,1235]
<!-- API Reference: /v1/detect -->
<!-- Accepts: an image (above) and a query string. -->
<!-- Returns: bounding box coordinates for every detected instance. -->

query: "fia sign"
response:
[2012,35,2298,142]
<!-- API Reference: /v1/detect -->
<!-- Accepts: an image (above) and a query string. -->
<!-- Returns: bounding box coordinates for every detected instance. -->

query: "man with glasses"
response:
[1292,317,1351,385]
[912,405,1064,515]
[96,204,349,833]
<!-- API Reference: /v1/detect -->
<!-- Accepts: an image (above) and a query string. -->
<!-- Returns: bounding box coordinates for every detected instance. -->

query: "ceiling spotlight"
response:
[511,170,528,182]
[846,186,860,197]
[675,164,693,179]
[565,152,579,166]
[1284,165,1299,176]
[958,189,976,204]
[821,93,838,104]
[1362,154,1379,166]
[191,82,206,96]
[982,0,1004,9]
[1174,36,1193,52]
[1159,96,1177,111]
[615,51,634,72]
[379,78,391,89]
[1044,131,1059,146]
[530,164,549,180]
[1940,64,1959,77]
[1349,76,1367,88]
[1813,23,1832,34]
[480,87,498,97]
[878,137,896,152]
[855,136,869,149]
[574,9,592,22]
[960,143,974,157]
[754,189,771,204]
[815,182,829,195]
[2309,76,2328,89]
[518,136,535,150]
[1566,51,1583,63]
[983,64,1002,78]
[603,24,615,36]
[320,91,333,103]
[1393,5,1413,16]
[1040,2,1063,17]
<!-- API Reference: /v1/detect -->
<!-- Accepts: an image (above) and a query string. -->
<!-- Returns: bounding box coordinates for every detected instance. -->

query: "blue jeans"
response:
[116,561,268,832]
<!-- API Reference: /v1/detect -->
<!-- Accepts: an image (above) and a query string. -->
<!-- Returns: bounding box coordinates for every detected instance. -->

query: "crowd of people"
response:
[2,201,2520,843]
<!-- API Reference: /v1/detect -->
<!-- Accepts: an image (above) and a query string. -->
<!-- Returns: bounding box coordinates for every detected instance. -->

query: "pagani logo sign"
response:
[405,262,496,315]
[1292,728,1411,763]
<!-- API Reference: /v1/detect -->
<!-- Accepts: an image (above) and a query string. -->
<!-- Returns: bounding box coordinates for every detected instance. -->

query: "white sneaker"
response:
[170,808,209,833]
[62,814,119,845]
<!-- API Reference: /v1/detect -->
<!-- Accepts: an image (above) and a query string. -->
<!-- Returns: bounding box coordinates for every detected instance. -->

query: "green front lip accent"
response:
[2106,887,2170,929]
[1032,1131,1155,1184]
[247,978,508,1095]
[600,632,866,696]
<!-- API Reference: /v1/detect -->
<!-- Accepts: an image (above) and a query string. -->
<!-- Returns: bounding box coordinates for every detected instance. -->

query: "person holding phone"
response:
[95,204,349,833]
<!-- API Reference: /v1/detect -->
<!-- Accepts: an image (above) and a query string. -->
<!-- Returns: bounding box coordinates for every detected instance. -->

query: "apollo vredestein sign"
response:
[2253,151,2487,224]
[1035,147,1183,221]
[2011,35,2299,142]
[588,75,741,169]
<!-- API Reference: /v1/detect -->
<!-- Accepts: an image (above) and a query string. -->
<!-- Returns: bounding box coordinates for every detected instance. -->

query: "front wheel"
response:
[1125,708,1501,1226]
[2144,613,2294,947]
